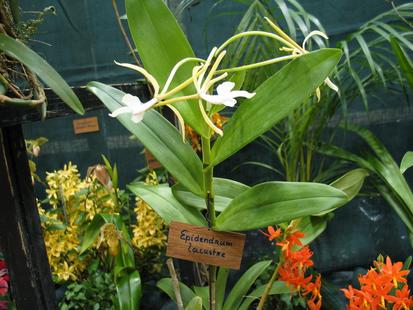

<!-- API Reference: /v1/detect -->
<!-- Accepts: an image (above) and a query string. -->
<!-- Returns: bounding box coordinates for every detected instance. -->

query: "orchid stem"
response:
[201,134,216,310]
[216,30,296,55]
[154,94,199,107]
[216,54,299,74]
[257,262,281,310]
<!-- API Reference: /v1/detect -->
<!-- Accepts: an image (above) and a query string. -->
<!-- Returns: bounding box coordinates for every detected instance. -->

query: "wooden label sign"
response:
[166,221,246,270]
[73,117,99,134]
[144,149,161,169]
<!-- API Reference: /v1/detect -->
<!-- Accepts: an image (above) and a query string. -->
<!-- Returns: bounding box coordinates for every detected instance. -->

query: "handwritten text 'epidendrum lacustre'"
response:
[180,229,233,258]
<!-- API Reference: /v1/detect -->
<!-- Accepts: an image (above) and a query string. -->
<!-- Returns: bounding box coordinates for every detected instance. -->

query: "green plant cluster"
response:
[59,270,116,310]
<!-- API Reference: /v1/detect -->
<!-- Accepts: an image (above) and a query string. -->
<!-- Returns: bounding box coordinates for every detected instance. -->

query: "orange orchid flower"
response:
[380,256,409,288]
[342,256,413,309]
[261,226,282,241]
[386,285,413,310]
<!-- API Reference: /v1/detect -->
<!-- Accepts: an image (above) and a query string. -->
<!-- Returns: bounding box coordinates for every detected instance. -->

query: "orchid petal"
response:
[192,65,203,92]
[198,100,223,136]
[325,77,339,93]
[122,94,142,107]
[202,50,227,90]
[109,106,132,118]
[216,81,235,94]
[221,97,237,107]
[131,113,144,123]
[315,87,321,102]
[161,57,205,95]
[205,72,228,90]
[114,61,160,95]
[167,104,186,142]
[200,93,226,105]
[229,90,256,99]
[199,47,218,84]
[302,31,329,50]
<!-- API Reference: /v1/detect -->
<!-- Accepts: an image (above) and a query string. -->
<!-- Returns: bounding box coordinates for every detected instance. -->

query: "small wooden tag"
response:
[144,149,161,169]
[73,117,99,134]
[166,221,246,270]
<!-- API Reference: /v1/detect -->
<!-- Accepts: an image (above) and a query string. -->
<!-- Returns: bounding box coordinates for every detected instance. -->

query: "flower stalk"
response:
[256,261,281,310]
[201,134,217,310]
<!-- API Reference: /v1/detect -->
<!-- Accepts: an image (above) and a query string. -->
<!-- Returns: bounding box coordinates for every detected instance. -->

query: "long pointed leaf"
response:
[391,37,413,90]
[128,182,207,226]
[238,281,290,310]
[216,268,230,310]
[329,168,369,201]
[157,278,196,307]
[185,296,203,310]
[401,151,413,174]
[223,260,271,310]
[215,182,348,231]
[172,178,250,212]
[115,270,142,310]
[0,34,84,114]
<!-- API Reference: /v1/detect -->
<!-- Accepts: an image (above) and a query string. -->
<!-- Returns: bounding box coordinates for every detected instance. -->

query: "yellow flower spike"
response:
[167,104,186,142]
[114,61,160,96]
[198,100,223,136]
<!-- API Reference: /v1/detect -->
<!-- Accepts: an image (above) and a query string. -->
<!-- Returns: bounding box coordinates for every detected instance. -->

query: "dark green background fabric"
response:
[20,0,413,303]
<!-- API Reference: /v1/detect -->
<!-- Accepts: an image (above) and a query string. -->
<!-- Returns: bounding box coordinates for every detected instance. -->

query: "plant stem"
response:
[111,0,142,68]
[201,135,217,310]
[256,262,281,310]
[166,258,184,310]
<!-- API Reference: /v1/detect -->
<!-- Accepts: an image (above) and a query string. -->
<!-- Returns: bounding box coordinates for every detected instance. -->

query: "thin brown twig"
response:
[166,258,184,310]
[111,0,154,97]
[111,0,142,67]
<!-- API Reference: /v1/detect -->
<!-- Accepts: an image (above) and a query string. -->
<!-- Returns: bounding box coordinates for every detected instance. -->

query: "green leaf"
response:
[172,178,250,212]
[216,268,230,310]
[79,214,107,254]
[0,34,84,114]
[125,0,209,137]
[355,34,376,76]
[211,49,342,165]
[329,168,369,201]
[192,287,209,310]
[128,182,207,226]
[157,278,196,307]
[296,215,330,246]
[391,37,413,90]
[185,296,203,310]
[223,260,271,310]
[400,151,413,174]
[87,82,204,196]
[238,281,290,310]
[215,182,348,231]
[115,270,142,310]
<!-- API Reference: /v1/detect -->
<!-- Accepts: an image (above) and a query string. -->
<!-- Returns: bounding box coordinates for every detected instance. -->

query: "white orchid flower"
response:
[109,94,157,123]
[109,61,160,123]
[200,81,255,107]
